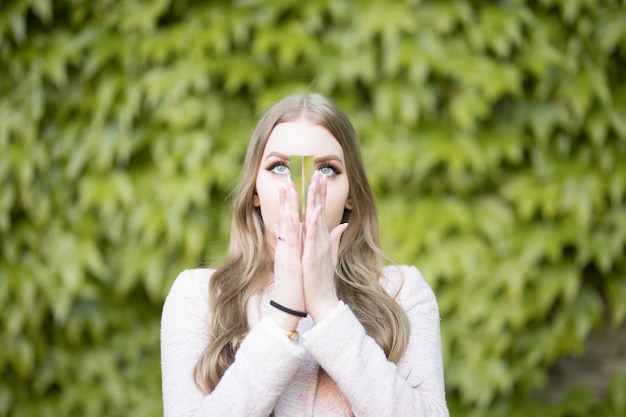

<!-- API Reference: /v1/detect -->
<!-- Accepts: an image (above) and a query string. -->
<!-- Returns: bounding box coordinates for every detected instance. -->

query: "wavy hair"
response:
[194,93,410,393]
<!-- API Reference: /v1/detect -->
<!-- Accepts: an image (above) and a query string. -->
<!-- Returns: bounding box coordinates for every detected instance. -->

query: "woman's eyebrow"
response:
[314,155,344,165]
[264,151,289,160]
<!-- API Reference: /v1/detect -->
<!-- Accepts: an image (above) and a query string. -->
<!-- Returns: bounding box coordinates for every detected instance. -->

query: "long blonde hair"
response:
[194,93,410,393]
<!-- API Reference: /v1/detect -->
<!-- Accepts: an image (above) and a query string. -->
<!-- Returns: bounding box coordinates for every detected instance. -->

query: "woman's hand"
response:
[302,174,348,323]
[271,181,305,331]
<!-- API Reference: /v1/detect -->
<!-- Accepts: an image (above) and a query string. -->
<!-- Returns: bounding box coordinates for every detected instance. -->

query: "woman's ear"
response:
[253,193,260,207]
[345,196,353,210]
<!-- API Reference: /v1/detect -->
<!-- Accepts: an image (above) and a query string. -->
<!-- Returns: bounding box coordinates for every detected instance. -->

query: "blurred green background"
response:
[1,0,626,416]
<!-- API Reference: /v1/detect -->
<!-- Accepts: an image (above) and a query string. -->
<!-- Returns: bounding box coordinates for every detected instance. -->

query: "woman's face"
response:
[254,118,351,247]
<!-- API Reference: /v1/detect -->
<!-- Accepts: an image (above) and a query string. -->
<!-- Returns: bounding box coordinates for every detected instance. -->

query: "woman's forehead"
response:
[263,120,344,159]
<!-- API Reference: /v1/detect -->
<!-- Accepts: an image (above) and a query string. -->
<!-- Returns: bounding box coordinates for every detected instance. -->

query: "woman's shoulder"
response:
[164,268,216,307]
[380,265,438,310]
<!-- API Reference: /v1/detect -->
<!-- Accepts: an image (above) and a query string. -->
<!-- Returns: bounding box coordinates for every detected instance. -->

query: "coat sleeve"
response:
[160,269,306,417]
[301,266,449,417]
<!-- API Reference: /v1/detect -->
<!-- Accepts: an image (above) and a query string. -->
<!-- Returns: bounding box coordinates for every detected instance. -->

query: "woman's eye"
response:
[317,165,338,177]
[269,163,290,175]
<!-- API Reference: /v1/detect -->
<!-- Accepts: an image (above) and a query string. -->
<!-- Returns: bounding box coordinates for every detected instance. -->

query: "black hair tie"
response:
[270,300,307,318]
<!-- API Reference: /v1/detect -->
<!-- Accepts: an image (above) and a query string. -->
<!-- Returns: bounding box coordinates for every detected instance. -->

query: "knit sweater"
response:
[161,265,449,417]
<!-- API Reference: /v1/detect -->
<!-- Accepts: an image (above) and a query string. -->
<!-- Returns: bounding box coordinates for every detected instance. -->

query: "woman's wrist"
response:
[308,297,339,324]
[270,308,301,331]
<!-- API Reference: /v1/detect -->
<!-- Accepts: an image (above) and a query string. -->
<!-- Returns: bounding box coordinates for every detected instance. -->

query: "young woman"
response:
[161,93,449,416]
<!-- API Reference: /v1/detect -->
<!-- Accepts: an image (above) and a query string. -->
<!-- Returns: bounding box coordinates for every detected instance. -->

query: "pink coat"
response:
[161,265,449,416]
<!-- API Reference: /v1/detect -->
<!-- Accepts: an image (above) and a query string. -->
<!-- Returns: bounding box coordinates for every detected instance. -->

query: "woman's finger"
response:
[289,182,299,218]
[316,174,328,231]
[276,181,287,241]
[305,203,322,248]
[318,173,327,208]
[303,174,316,231]
[278,181,302,247]
[329,222,348,257]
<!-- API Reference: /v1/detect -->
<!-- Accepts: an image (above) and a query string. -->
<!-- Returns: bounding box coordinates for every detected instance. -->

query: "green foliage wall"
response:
[1,0,625,416]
